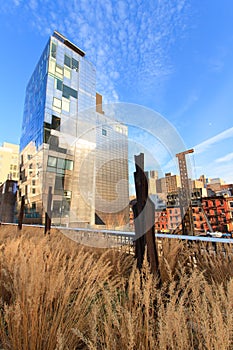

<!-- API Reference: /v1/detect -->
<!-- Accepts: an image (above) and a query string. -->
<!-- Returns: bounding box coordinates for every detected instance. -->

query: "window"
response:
[56,79,77,99]
[72,58,79,71]
[102,129,107,136]
[53,97,62,108]
[55,64,63,79]
[32,188,36,194]
[64,190,72,199]
[62,97,70,112]
[32,202,36,210]
[48,156,57,167]
[65,159,73,171]
[64,55,71,68]
[51,42,57,59]
[52,115,61,131]
[53,97,62,112]
[62,84,77,99]
[57,158,66,169]
[49,59,56,74]
[44,128,50,143]
[47,156,73,173]
[64,67,71,79]
[57,79,63,91]
[32,180,36,186]
[55,65,63,75]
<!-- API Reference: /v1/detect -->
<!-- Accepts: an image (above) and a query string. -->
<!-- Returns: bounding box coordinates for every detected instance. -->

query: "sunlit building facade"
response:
[0,142,19,185]
[19,31,129,228]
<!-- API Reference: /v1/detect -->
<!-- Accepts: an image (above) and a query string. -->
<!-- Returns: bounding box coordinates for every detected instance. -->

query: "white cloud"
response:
[194,127,233,155]
[215,152,233,163]
[1,0,191,102]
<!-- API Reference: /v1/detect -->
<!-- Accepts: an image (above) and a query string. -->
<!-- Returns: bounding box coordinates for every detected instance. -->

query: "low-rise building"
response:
[0,180,17,223]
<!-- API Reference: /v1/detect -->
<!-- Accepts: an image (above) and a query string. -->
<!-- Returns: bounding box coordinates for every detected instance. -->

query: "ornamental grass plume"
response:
[0,226,233,349]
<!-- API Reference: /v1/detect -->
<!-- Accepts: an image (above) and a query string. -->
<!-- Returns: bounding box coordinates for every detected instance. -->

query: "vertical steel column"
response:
[133,153,160,276]
[44,186,52,235]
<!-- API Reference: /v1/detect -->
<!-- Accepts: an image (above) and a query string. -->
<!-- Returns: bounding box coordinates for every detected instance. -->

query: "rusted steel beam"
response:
[133,153,160,276]
[44,186,52,235]
[18,195,25,230]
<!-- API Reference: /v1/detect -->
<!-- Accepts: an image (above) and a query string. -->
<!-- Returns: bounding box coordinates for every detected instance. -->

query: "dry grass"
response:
[0,225,233,349]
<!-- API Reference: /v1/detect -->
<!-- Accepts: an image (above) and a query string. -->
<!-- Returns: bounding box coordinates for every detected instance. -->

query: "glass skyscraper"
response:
[19,31,129,228]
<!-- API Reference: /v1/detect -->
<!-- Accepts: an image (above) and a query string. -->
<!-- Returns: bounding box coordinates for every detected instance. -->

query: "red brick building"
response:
[155,207,182,232]
[154,196,233,234]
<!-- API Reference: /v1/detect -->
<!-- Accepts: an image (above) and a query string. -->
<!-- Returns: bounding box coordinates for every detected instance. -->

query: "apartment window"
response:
[32,202,36,210]
[48,156,57,168]
[72,58,79,71]
[64,67,71,79]
[62,97,70,112]
[64,54,71,68]
[65,159,73,170]
[47,156,73,173]
[51,42,57,59]
[64,190,72,199]
[53,97,62,112]
[55,64,63,79]
[57,79,63,91]
[32,188,36,194]
[102,129,107,136]
[62,85,77,99]
[32,180,36,186]
[44,128,50,143]
[52,115,61,131]
[55,64,63,75]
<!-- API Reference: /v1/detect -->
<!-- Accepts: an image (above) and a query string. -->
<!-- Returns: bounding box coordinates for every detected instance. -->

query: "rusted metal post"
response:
[18,195,25,230]
[133,153,160,276]
[44,186,52,235]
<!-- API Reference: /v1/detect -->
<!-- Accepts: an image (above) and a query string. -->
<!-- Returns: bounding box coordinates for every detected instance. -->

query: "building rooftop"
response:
[53,31,86,57]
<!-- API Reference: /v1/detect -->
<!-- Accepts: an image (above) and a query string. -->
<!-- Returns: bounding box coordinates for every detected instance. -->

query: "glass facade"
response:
[19,32,129,229]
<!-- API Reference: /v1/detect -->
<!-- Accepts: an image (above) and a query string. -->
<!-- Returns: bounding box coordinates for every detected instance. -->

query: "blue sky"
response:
[0,0,233,183]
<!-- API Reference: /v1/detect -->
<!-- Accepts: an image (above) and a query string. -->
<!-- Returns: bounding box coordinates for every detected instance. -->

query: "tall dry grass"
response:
[0,226,233,349]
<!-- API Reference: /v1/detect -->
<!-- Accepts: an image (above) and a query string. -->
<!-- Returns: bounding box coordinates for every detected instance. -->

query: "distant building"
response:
[206,178,225,193]
[0,142,19,185]
[200,196,233,232]
[0,180,17,223]
[148,170,158,195]
[155,206,181,233]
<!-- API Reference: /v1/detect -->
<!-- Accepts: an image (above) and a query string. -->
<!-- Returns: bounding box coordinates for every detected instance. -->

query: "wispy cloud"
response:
[215,152,233,163]
[194,127,233,154]
[0,0,191,103]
